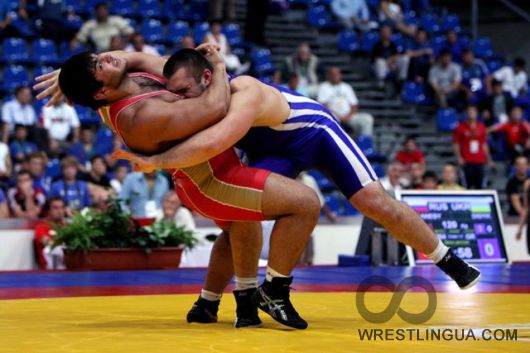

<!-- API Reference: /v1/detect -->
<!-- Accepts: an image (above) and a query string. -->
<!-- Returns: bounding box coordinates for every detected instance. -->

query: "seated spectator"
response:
[0,138,11,190]
[438,162,465,190]
[395,135,425,168]
[317,66,374,137]
[491,106,530,163]
[379,0,416,36]
[125,32,159,56]
[68,126,96,170]
[493,57,528,99]
[428,49,462,108]
[41,96,80,147]
[453,105,492,189]
[156,191,196,231]
[380,162,405,193]
[2,86,37,143]
[180,35,196,49]
[331,0,374,32]
[84,155,111,188]
[421,170,439,190]
[45,139,64,180]
[285,73,309,97]
[442,30,467,63]
[0,188,8,218]
[34,197,67,269]
[7,170,46,219]
[27,152,51,195]
[274,43,320,97]
[506,156,528,217]
[9,125,38,168]
[110,164,129,194]
[459,49,490,106]
[50,156,92,212]
[407,162,425,189]
[405,28,434,82]
[204,21,242,73]
[481,79,513,126]
[119,171,169,218]
[109,35,126,51]
[76,2,133,52]
[18,0,76,40]
[372,25,408,88]
[0,0,18,38]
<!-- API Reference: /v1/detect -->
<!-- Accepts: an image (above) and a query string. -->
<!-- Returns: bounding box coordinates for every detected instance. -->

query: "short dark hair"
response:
[17,170,32,180]
[439,48,451,57]
[90,154,105,164]
[491,78,502,87]
[95,2,108,11]
[514,57,526,68]
[163,49,214,82]
[15,85,29,95]
[59,52,104,110]
[423,170,438,181]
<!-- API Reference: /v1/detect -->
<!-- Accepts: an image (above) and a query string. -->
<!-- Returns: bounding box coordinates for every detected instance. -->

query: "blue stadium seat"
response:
[152,44,166,56]
[420,13,439,34]
[31,39,59,65]
[430,35,446,57]
[232,47,246,59]
[64,15,83,31]
[391,33,405,53]
[85,0,101,13]
[366,0,380,9]
[359,31,380,53]
[341,202,358,216]
[60,41,86,61]
[1,38,30,64]
[440,14,460,33]
[190,0,209,22]
[338,30,359,52]
[307,5,334,28]
[371,163,385,178]
[356,135,374,155]
[76,105,100,125]
[111,0,136,17]
[95,126,115,156]
[324,193,341,214]
[222,23,243,47]
[124,17,138,31]
[193,22,210,44]
[402,81,431,105]
[167,21,190,44]
[487,58,503,73]
[11,13,35,37]
[33,97,49,117]
[141,19,165,43]
[473,37,493,58]
[437,108,459,132]
[2,65,30,92]
[138,0,163,19]
[403,10,417,26]
[64,0,85,13]
[32,66,55,82]
[251,48,275,75]
[307,170,335,191]
[164,0,185,18]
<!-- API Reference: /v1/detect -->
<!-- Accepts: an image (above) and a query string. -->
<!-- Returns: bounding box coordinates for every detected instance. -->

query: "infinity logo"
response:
[356,276,437,324]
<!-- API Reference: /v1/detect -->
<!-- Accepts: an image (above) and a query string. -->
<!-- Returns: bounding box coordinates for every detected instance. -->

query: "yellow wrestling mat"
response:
[1,292,529,353]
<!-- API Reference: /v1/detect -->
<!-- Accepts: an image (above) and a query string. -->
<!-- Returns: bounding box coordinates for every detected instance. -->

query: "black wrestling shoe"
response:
[254,277,308,329]
[436,248,481,289]
[233,288,262,328]
[186,296,220,323]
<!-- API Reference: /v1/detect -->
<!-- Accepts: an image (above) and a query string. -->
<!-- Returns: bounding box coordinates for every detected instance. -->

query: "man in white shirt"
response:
[156,191,196,231]
[317,66,374,136]
[1,86,36,143]
[493,58,528,98]
[41,97,80,144]
[125,33,160,56]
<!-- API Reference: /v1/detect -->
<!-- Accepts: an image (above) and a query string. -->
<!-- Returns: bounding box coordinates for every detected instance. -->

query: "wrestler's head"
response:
[59,51,128,110]
[162,49,214,98]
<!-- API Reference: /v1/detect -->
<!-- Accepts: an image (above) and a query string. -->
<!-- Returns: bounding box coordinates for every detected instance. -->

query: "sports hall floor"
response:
[1,264,529,353]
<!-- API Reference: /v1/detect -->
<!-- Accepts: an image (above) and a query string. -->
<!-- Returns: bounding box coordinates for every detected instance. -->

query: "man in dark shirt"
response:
[481,79,513,126]
[405,28,434,82]
[372,24,408,86]
[459,49,490,106]
[506,155,528,216]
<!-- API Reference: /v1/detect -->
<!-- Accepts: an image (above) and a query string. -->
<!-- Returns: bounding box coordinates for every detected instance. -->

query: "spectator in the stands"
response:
[378,0,416,36]
[428,49,462,108]
[156,191,196,231]
[407,162,425,189]
[0,188,8,218]
[442,30,466,64]
[110,164,128,194]
[203,21,241,73]
[452,105,492,189]
[405,28,434,82]
[8,170,46,219]
[395,135,425,168]
[0,0,18,38]
[34,196,67,269]
[438,162,465,190]
[28,152,51,195]
[68,126,95,170]
[372,25,408,88]
[9,124,37,167]
[50,156,92,212]
[180,35,196,49]
[109,35,126,51]
[380,162,404,193]
[45,139,63,180]
[76,2,134,52]
[0,137,11,190]
[481,79,513,126]
[459,49,490,106]
[490,106,530,163]
[41,96,80,147]
[119,171,169,218]
[493,57,528,99]
[84,155,111,188]
[125,32,159,56]
[421,170,439,190]
[331,0,374,32]
[19,0,76,40]
[209,0,235,22]
[2,86,37,144]
[274,43,320,97]
[286,73,309,97]
[506,155,528,217]
[317,66,374,137]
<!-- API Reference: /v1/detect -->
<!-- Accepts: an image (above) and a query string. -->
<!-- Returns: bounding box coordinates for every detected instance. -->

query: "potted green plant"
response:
[52,199,196,270]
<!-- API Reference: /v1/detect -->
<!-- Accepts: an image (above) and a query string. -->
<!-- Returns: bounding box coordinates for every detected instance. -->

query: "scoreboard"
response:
[396,190,508,265]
